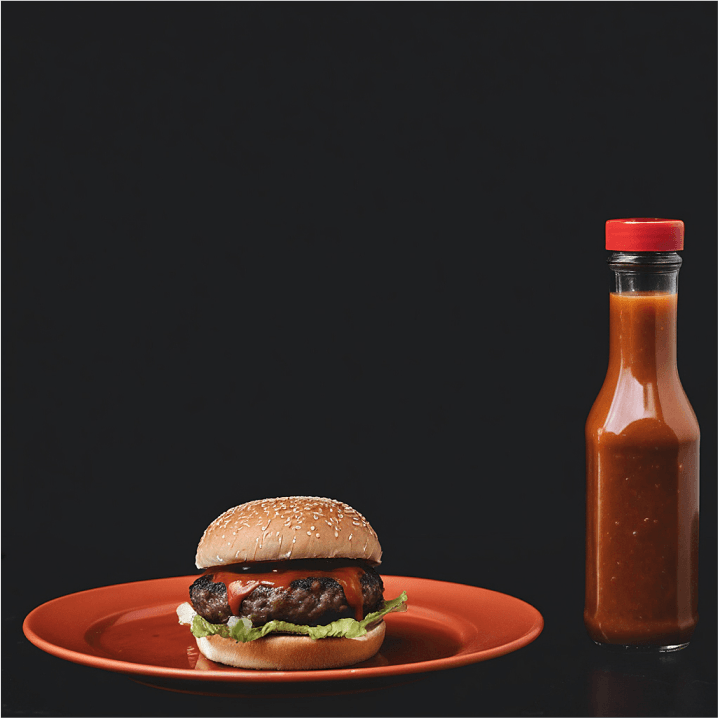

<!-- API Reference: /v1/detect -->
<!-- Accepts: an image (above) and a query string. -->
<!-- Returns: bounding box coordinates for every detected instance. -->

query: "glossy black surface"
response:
[7,591,716,715]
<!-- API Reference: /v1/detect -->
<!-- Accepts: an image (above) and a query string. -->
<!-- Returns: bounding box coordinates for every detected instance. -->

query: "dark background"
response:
[3,3,716,716]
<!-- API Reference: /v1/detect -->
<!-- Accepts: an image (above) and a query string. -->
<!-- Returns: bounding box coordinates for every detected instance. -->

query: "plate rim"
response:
[23,574,544,684]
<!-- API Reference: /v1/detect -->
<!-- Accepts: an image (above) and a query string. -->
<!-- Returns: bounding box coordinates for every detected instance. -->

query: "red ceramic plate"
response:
[23,575,543,696]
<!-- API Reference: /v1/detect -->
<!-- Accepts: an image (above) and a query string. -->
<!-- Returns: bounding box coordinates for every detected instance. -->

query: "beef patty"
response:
[189,560,384,626]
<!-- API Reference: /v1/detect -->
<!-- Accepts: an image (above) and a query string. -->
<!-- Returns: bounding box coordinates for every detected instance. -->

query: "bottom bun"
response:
[196,621,386,670]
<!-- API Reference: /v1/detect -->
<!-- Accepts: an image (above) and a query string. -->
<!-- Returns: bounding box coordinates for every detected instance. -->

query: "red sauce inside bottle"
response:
[203,559,368,620]
[585,292,699,647]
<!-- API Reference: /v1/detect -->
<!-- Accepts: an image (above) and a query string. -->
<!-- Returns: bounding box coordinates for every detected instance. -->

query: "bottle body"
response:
[585,252,699,650]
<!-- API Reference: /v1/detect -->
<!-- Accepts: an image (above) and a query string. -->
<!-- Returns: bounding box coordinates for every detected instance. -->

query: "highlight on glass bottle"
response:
[585,218,699,652]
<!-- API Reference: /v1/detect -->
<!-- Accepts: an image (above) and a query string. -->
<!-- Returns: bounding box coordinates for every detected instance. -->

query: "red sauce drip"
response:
[206,564,366,620]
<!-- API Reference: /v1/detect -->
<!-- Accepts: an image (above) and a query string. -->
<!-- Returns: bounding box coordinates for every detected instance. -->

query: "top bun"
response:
[195,496,382,569]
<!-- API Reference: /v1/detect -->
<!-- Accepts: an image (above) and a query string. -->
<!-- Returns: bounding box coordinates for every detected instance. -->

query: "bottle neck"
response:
[607,252,681,378]
[608,251,681,293]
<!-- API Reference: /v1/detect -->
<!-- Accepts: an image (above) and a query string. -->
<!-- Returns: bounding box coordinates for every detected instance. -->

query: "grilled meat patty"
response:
[189,562,384,626]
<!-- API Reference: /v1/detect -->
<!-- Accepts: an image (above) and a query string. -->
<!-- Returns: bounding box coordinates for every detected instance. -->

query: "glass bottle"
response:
[585,218,700,651]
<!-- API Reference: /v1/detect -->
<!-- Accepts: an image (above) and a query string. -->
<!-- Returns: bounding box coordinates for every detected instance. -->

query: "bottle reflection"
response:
[589,654,700,716]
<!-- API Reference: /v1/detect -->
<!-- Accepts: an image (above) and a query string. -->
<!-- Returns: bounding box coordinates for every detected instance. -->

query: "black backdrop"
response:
[4,3,716,716]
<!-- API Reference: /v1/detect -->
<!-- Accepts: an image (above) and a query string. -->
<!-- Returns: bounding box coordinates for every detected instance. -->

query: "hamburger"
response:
[176,496,407,670]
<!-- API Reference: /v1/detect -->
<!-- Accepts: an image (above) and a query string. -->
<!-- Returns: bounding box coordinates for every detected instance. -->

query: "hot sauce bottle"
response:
[585,218,700,651]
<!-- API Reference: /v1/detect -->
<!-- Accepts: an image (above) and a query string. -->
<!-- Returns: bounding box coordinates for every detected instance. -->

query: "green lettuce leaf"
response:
[191,591,407,643]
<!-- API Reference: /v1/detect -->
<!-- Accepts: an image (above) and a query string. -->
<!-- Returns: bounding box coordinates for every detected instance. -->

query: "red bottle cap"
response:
[605,218,684,251]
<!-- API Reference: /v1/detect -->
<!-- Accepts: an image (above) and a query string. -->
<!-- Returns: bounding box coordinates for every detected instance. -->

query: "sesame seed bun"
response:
[195,496,382,569]
[195,621,386,670]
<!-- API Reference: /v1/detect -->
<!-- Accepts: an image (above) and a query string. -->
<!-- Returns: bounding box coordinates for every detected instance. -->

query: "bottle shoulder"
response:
[586,370,700,442]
